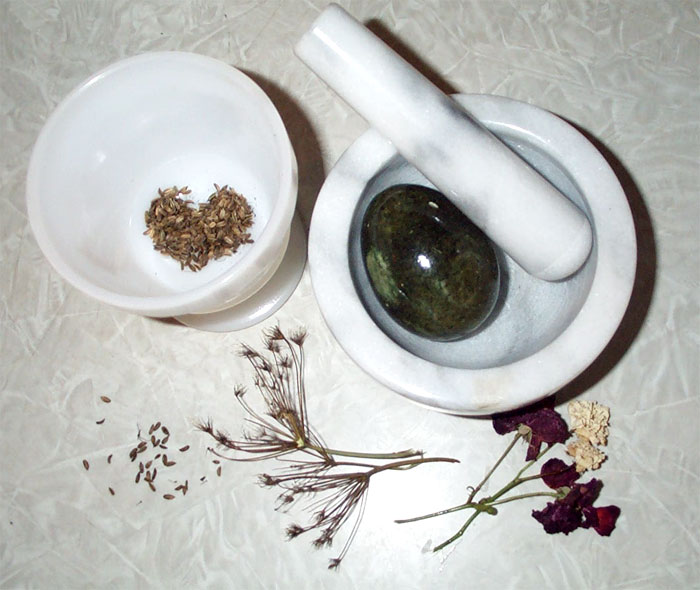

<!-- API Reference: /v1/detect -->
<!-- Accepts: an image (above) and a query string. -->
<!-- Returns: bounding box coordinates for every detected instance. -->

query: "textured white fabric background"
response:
[1,1,698,588]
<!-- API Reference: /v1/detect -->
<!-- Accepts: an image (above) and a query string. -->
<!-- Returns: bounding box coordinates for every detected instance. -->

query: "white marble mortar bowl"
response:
[26,52,305,332]
[309,94,636,415]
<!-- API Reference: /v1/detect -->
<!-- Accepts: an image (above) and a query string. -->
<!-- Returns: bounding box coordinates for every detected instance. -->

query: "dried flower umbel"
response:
[396,398,620,550]
[144,184,254,271]
[196,326,458,569]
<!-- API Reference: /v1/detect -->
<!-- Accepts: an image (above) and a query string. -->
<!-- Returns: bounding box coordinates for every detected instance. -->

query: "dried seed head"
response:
[286,524,305,539]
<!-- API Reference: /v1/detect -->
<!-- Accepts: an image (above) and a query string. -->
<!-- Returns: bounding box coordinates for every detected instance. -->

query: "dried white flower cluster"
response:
[566,401,611,472]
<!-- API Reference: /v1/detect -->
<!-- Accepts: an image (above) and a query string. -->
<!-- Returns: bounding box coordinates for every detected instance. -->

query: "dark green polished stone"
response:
[361,184,500,342]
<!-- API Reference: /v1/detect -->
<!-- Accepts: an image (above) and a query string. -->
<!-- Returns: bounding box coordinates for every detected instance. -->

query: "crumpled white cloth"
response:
[1,1,698,588]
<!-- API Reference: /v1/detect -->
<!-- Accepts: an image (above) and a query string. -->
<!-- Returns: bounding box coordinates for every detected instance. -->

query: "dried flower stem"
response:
[304,445,422,461]
[197,326,457,569]
[396,431,558,551]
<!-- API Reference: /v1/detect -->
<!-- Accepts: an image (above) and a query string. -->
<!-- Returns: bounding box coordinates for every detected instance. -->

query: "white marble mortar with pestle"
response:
[299,4,637,414]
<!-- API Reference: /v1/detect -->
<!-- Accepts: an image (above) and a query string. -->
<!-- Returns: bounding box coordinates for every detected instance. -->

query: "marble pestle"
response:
[295,4,593,281]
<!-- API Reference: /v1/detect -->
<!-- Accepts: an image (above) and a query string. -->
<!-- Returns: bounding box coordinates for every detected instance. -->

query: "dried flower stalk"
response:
[196,326,458,569]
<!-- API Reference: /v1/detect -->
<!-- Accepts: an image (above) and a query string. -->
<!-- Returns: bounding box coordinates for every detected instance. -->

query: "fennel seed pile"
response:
[144,184,254,271]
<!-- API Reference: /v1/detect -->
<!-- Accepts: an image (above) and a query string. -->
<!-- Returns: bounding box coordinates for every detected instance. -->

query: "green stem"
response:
[368,456,460,476]
[397,440,559,552]
[305,444,424,461]
[482,444,554,504]
[395,500,491,524]
[468,432,524,503]
[488,491,560,507]
[428,491,559,551]
[433,510,482,552]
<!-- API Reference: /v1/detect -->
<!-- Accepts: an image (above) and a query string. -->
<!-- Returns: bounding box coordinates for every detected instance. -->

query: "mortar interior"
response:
[348,126,597,370]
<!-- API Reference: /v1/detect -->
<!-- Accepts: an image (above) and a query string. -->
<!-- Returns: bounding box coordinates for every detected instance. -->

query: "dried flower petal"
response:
[582,505,621,536]
[532,498,581,534]
[493,399,570,460]
[532,479,603,535]
[566,437,607,472]
[540,458,580,489]
[568,400,610,446]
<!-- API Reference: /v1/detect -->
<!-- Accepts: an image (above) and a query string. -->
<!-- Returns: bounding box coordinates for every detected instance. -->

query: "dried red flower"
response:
[583,505,621,536]
[540,458,580,489]
[532,478,619,536]
[493,399,570,460]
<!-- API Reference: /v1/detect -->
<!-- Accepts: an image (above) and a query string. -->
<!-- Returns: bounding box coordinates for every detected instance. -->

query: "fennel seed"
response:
[144,184,254,271]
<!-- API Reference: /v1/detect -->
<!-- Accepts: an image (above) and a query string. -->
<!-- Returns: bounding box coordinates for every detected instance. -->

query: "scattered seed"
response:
[148,482,156,492]
[152,467,158,481]
[212,459,220,465]
[82,460,90,471]
[96,418,105,425]
[135,473,141,484]
[145,460,152,469]
[179,445,190,453]
[217,466,222,477]
[161,426,169,436]
[100,396,111,403]
[163,494,175,500]
[109,487,115,496]
[107,454,113,464]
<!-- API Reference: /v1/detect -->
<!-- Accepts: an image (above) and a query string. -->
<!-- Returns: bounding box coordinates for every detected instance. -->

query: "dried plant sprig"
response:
[396,398,620,551]
[196,326,458,569]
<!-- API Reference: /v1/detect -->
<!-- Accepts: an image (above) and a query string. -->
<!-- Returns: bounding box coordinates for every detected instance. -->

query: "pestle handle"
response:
[295,4,592,281]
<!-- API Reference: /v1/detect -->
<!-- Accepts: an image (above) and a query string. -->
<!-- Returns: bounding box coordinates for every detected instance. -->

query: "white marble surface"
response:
[1,1,698,589]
